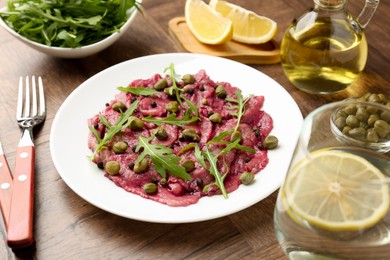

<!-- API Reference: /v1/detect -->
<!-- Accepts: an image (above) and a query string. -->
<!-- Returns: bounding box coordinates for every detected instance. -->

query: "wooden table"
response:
[0,0,389,259]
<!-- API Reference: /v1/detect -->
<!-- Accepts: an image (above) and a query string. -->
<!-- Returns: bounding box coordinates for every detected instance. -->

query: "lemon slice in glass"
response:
[209,0,278,44]
[283,150,390,231]
[185,0,233,45]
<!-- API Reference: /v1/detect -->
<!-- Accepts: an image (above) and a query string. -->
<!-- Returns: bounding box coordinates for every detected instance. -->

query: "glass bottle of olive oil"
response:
[281,0,379,94]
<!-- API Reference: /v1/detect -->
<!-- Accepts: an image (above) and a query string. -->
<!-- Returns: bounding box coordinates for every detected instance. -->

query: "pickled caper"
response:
[215,85,227,99]
[164,86,176,98]
[155,127,168,140]
[182,159,195,173]
[182,74,195,84]
[230,130,242,143]
[166,101,179,113]
[239,172,255,185]
[345,115,360,128]
[263,135,279,149]
[209,113,222,124]
[366,128,379,143]
[181,129,200,142]
[348,127,367,141]
[143,183,157,194]
[134,158,149,173]
[105,161,120,175]
[154,78,168,91]
[334,117,346,129]
[374,120,390,138]
[112,101,126,112]
[112,141,128,154]
[129,116,144,131]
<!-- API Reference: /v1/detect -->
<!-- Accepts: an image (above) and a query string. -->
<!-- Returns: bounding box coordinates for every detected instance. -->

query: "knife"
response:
[0,140,13,228]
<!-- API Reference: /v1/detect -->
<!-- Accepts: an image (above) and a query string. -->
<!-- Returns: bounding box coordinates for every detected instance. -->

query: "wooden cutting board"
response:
[169,17,281,65]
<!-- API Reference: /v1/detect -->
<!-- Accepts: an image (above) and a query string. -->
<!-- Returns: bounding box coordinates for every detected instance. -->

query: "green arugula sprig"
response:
[89,100,139,160]
[143,98,199,126]
[135,136,191,180]
[179,130,255,199]
[226,91,252,132]
[0,0,140,47]
[117,86,160,96]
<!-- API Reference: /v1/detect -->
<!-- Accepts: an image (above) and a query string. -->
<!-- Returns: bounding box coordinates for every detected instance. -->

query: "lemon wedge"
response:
[283,149,390,231]
[185,0,233,45]
[209,0,278,44]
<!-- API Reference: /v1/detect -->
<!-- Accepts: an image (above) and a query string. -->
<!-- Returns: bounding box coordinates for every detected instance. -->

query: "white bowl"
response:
[0,2,141,58]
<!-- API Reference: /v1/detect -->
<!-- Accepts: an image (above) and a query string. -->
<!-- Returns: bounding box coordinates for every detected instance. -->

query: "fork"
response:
[7,76,46,249]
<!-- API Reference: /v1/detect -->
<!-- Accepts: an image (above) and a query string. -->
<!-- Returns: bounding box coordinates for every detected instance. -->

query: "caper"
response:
[263,135,279,149]
[105,161,120,175]
[348,127,366,141]
[134,158,149,173]
[366,128,379,143]
[182,74,195,84]
[367,114,380,127]
[166,101,179,113]
[112,101,126,112]
[345,115,360,128]
[154,78,168,91]
[356,107,369,122]
[230,130,242,143]
[155,127,168,140]
[129,116,144,131]
[342,126,352,135]
[343,105,357,115]
[380,110,390,122]
[209,113,222,124]
[160,178,168,186]
[182,159,195,173]
[215,85,227,99]
[112,141,128,154]
[181,129,200,142]
[143,183,157,194]
[164,86,176,98]
[239,172,255,185]
[201,99,208,105]
[368,93,380,103]
[334,116,346,129]
[366,106,378,115]
[374,120,390,138]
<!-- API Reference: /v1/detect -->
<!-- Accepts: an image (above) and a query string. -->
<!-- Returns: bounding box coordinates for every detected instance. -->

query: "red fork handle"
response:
[0,154,13,228]
[7,145,35,249]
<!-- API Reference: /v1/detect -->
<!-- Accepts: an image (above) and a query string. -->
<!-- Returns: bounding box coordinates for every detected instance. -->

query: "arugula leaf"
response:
[226,90,252,132]
[143,107,198,126]
[0,0,140,48]
[203,147,228,199]
[118,86,160,96]
[164,63,182,105]
[89,100,139,160]
[135,136,192,180]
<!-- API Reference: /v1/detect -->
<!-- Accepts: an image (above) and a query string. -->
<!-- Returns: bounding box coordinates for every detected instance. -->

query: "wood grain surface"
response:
[0,0,389,259]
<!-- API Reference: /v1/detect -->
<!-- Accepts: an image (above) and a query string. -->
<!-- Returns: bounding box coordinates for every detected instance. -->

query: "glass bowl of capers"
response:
[330,94,390,153]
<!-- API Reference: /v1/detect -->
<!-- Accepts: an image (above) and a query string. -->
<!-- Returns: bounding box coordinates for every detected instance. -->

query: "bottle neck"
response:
[314,0,347,9]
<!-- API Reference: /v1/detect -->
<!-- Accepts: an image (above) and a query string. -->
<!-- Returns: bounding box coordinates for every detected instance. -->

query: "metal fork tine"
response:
[16,77,23,120]
[24,76,30,118]
[32,76,38,117]
[38,76,45,116]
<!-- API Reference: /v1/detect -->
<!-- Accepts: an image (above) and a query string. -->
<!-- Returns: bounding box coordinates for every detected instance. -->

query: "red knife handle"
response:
[0,154,13,228]
[7,146,35,249]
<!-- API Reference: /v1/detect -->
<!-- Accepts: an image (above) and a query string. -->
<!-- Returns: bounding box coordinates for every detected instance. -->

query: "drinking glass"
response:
[274,99,390,259]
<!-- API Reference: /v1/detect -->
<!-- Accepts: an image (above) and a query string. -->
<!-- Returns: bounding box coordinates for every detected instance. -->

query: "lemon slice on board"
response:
[185,0,233,45]
[209,0,278,44]
[283,150,390,231]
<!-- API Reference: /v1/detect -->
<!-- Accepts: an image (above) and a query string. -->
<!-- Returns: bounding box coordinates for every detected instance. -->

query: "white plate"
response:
[50,53,302,223]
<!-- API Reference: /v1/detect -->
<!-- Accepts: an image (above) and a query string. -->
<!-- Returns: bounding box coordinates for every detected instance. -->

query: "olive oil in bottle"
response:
[281,1,369,94]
